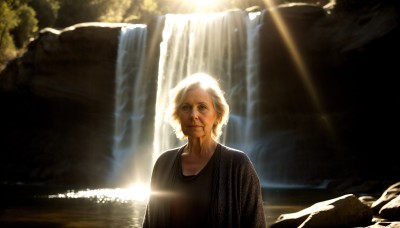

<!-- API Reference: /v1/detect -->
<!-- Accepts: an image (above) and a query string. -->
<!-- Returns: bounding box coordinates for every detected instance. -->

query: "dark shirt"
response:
[169,147,217,228]
[143,143,266,228]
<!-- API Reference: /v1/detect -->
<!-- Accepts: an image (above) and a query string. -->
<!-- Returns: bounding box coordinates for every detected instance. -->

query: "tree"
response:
[119,0,159,23]
[0,0,38,71]
[0,0,20,71]
[55,0,104,28]
[28,0,60,29]
[12,3,38,48]
[98,0,133,22]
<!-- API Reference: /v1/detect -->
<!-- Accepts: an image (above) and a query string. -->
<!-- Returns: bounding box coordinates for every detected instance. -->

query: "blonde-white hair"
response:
[166,73,230,140]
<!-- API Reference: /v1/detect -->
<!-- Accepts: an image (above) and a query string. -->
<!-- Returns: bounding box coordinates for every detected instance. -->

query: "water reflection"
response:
[48,185,150,203]
[0,184,338,227]
[1,186,149,228]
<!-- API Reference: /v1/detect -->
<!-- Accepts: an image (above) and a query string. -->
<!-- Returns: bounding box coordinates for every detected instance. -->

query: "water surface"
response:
[0,184,339,227]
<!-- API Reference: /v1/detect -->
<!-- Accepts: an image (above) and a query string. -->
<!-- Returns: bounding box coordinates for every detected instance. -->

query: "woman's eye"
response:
[198,104,207,112]
[181,105,191,111]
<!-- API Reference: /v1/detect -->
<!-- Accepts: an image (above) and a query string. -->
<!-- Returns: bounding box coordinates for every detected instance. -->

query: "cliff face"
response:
[0,2,399,188]
[0,23,125,187]
[255,3,400,184]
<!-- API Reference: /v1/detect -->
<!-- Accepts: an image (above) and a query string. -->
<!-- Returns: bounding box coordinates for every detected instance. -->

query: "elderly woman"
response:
[143,73,266,228]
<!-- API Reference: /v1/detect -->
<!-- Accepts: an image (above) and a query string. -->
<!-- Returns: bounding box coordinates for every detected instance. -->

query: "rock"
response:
[372,182,400,213]
[380,195,400,220]
[0,22,130,187]
[271,194,373,228]
[0,2,399,187]
[367,222,400,228]
[359,195,377,207]
[32,22,127,105]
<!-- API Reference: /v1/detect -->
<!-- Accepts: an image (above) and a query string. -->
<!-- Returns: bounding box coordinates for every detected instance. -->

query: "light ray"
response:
[181,0,222,12]
[262,0,334,135]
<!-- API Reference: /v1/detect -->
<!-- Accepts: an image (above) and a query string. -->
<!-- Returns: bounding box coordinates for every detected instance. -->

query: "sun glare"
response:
[188,0,215,7]
[184,0,219,12]
[127,183,151,201]
[48,183,151,203]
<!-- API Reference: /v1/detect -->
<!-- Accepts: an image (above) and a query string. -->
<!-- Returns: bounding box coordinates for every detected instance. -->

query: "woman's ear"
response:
[214,115,219,126]
[217,114,223,125]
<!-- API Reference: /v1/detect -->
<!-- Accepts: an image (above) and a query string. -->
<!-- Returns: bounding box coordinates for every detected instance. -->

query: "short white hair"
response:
[166,73,230,140]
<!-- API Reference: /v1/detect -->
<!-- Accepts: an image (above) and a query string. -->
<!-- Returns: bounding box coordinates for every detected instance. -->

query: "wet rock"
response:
[359,195,377,207]
[367,221,400,228]
[379,195,400,221]
[270,194,373,228]
[372,182,400,213]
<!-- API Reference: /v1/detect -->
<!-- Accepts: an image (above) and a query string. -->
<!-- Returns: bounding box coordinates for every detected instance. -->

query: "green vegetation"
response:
[1,0,37,71]
[0,0,322,71]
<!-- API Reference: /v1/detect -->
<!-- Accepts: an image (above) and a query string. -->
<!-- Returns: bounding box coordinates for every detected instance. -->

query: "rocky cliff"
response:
[0,1,399,189]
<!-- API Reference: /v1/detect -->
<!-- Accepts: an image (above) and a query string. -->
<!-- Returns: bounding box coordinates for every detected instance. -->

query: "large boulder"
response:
[380,195,400,221]
[270,194,373,228]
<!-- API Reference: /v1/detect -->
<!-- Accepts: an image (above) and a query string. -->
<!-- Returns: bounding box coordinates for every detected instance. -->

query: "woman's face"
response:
[178,87,218,140]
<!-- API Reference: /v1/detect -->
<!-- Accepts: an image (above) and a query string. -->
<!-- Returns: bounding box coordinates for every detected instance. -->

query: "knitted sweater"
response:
[143,143,266,228]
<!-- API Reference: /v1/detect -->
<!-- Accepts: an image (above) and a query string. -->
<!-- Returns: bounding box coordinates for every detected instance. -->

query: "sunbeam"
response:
[262,0,335,136]
[177,0,223,12]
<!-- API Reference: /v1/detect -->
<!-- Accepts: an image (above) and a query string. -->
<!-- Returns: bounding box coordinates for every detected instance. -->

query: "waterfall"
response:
[243,11,264,165]
[111,11,265,186]
[153,11,264,163]
[111,24,151,187]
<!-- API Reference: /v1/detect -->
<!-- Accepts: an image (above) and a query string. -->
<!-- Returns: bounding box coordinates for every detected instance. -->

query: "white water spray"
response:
[111,24,150,186]
[111,11,264,186]
[153,11,264,161]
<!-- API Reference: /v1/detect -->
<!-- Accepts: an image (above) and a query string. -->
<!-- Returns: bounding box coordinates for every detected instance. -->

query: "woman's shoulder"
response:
[218,144,259,177]
[158,146,182,157]
[219,144,251,162]
[154,146,183,165]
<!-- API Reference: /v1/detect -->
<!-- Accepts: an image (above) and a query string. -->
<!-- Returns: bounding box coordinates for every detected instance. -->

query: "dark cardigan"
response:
[143,143,266,228]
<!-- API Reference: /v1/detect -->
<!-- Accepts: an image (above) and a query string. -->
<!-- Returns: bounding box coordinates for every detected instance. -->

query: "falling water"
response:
[111,24,151,187]
[111,11,265,186]
[153,11,264,162]
[244,11,264,152]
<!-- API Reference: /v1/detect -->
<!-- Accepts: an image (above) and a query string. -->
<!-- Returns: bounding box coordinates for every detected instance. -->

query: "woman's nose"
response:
[190,109,199,119]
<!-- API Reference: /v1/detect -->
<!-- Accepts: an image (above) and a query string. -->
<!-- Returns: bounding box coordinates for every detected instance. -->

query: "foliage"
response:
[97,0,132,22]
[0,0,38,71]
[0,1,18,53]
[55,0,104,28]
[0,0,325,71]
[28,0,59,29]
[53,0,160,25]
[11,3,38,48]
[155,0,265,13]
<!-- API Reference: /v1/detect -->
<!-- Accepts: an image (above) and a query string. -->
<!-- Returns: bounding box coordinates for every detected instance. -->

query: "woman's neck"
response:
[185,137,217,157]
